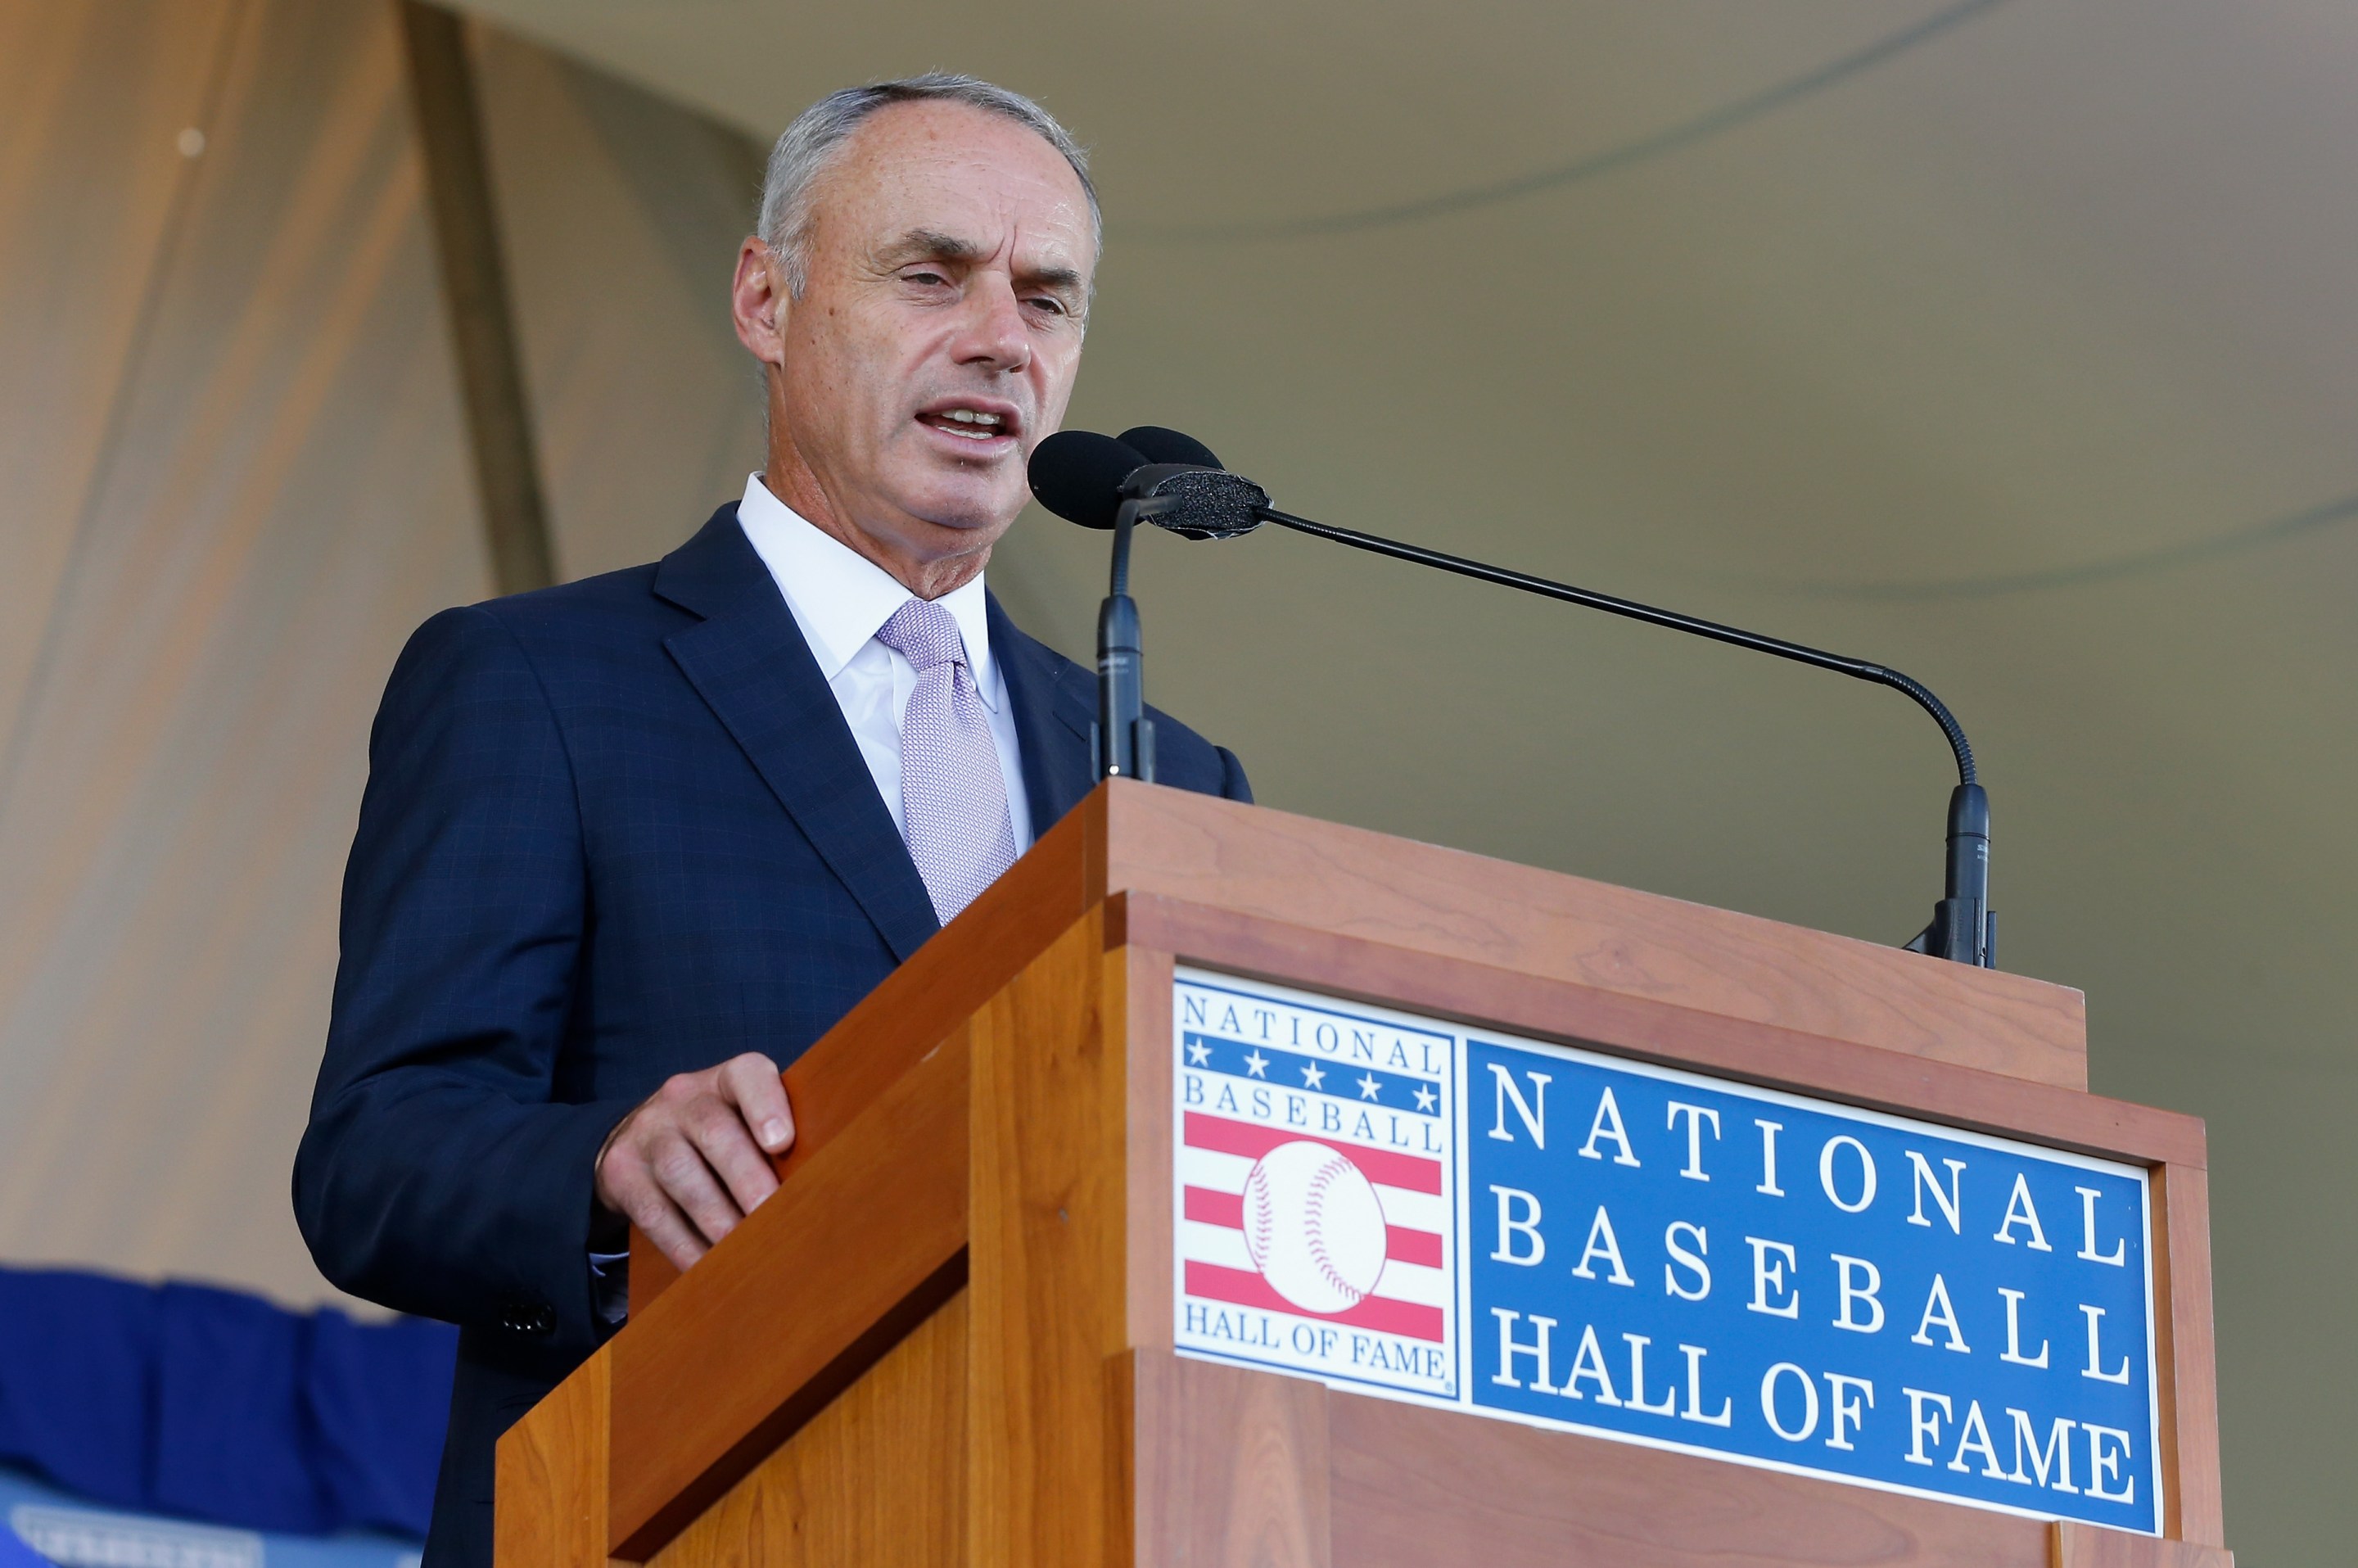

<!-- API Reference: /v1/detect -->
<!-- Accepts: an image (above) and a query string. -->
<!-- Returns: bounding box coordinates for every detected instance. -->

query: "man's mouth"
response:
[916,401,1021,445]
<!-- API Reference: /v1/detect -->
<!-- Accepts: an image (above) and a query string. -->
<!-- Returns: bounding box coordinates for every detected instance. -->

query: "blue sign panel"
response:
[1465,1035,2158,1532]
[1171,970,2162,1535]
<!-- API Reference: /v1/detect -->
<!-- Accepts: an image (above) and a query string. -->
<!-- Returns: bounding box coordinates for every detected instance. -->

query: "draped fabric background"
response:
[0,0,761,1314]
[3,0,2356,1557]
[0,0,486,1312]
[0,7,759,1531]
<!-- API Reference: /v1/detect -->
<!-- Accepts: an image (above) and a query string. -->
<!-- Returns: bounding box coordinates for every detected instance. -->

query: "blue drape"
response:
[0,1267,454,1538]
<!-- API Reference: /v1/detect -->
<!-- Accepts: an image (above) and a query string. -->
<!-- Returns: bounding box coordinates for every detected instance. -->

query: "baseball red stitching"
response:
[1305,1156,1362,1305]
[1244,1164,1279,1268]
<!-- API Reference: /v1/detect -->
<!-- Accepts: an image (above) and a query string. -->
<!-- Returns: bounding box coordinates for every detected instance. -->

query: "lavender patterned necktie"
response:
[874,599,1019,923]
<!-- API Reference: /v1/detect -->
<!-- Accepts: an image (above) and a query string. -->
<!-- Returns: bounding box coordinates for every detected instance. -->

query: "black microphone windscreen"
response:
[1028,431,1146,529]
[1117,426,1223,471]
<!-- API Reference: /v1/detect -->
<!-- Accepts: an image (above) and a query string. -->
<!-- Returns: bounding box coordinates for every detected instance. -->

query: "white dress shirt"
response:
[733,473,1034,852]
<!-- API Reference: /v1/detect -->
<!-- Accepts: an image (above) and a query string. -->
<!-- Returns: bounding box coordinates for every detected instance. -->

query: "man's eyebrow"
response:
[875,228,1089,305]
[876,228,984,267]
[1018,263,1087,297]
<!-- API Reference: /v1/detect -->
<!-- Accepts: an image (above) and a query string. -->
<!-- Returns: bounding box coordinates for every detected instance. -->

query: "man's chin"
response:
[898,481,1026,544]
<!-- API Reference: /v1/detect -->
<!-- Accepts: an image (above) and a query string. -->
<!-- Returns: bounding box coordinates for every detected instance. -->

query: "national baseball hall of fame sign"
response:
[1170,969,2163,1536]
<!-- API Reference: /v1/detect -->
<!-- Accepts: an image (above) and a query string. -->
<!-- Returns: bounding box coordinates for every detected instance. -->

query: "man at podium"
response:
[292,74,1249,1568]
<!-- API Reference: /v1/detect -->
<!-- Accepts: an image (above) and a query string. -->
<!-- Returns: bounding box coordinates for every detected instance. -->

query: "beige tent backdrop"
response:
[2,0,2352,1557]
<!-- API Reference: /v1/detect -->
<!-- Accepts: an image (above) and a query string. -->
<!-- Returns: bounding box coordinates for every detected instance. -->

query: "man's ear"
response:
[730,237,789,367]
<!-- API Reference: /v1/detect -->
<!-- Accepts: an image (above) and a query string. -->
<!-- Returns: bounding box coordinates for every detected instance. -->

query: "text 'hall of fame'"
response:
[1169,969,2162,1536]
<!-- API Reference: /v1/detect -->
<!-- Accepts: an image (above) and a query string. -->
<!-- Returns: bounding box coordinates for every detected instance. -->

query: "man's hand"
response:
[595,1053,796,1271]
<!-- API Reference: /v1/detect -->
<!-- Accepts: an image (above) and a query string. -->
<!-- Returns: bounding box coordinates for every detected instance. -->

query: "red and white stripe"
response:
[1178,1112,1449,1343]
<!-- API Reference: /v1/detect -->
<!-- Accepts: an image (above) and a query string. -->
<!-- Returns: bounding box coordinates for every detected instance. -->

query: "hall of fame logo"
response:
[1171,969,1458,1399]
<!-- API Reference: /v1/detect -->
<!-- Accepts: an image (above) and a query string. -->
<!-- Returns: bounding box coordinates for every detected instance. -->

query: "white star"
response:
[1299,1062,1326,1090]
[1357,1073,1384,1101]
[1186,1040,1211,1066]
[1413,1084,1438,1113]
[1244,1050,1270,1078]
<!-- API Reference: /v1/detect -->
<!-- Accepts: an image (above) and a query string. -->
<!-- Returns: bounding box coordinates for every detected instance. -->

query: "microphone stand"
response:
[1252,505,1994,968]
[1095,495,1166,783]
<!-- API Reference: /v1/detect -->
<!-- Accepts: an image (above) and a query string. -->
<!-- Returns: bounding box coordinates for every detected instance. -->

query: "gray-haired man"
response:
[293,75,1249,1566]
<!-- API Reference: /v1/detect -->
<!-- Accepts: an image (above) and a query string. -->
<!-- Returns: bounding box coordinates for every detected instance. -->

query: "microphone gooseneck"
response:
[1031,423,1994,968]
[1247,504,1992,968]
[1252,507,1975,784]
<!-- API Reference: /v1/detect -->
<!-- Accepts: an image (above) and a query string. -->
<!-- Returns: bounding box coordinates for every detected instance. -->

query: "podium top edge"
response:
[1063,781,2085,1091]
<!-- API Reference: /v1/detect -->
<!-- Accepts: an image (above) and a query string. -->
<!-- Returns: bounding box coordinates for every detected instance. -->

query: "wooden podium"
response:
[496,782,2231,1567]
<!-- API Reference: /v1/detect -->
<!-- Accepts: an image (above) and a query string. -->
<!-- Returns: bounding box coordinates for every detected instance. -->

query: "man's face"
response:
[748,100,1095,581]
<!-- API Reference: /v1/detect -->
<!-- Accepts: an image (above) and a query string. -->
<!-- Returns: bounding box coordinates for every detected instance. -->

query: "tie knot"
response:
[874,598,968,674]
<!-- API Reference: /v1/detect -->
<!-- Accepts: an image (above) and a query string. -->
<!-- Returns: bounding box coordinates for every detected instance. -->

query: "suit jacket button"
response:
[501,1295,556,1336]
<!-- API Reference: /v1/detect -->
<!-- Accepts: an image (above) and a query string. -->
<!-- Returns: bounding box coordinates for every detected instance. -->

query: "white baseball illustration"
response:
[1240,1141,1389,1314]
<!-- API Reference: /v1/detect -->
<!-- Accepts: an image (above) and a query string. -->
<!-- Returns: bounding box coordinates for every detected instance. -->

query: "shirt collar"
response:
[734,473,998,706]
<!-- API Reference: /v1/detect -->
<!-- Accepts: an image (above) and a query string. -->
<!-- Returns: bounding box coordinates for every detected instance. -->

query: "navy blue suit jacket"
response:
[293,506,1249,1566]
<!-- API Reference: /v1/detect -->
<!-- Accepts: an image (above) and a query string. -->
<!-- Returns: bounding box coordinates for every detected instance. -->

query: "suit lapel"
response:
[988,594,1097,836]
[654,507,941,963]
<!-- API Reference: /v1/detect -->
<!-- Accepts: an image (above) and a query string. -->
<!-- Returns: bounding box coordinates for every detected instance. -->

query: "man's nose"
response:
[951,276,1032,372]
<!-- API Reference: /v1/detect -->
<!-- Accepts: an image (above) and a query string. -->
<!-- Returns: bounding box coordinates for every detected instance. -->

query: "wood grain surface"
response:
[648,1292,969,1568]
[1098,783,2088,1090]
[494,1347,609,1568]
[608,1035,970,1557]
[1330,1382,2057,1566]
[2152,1164,2224,1545]
[635,778,2101,1313]
[1124,947,1179,1352]
[2050,1521,2234,1567]
[1108,1353,2235,1568]
[1121,897,2216,1540]
[964,911,1131,1568]
[629,808,1095,1317]
[580,783,2224,1565]
[1127,1350,1331,1568]
[1324,1372,2232,1567]
[1117,893,2203,1168]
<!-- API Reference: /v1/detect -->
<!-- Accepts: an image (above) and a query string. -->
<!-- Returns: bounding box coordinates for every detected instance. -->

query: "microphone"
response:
[1118,425,1222,468]
[1030,425,1995,969]
[1028,430,1143,531]
[1025,429,1279,780]
[1115,427,1268,539]
[1026,431,1162,782]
